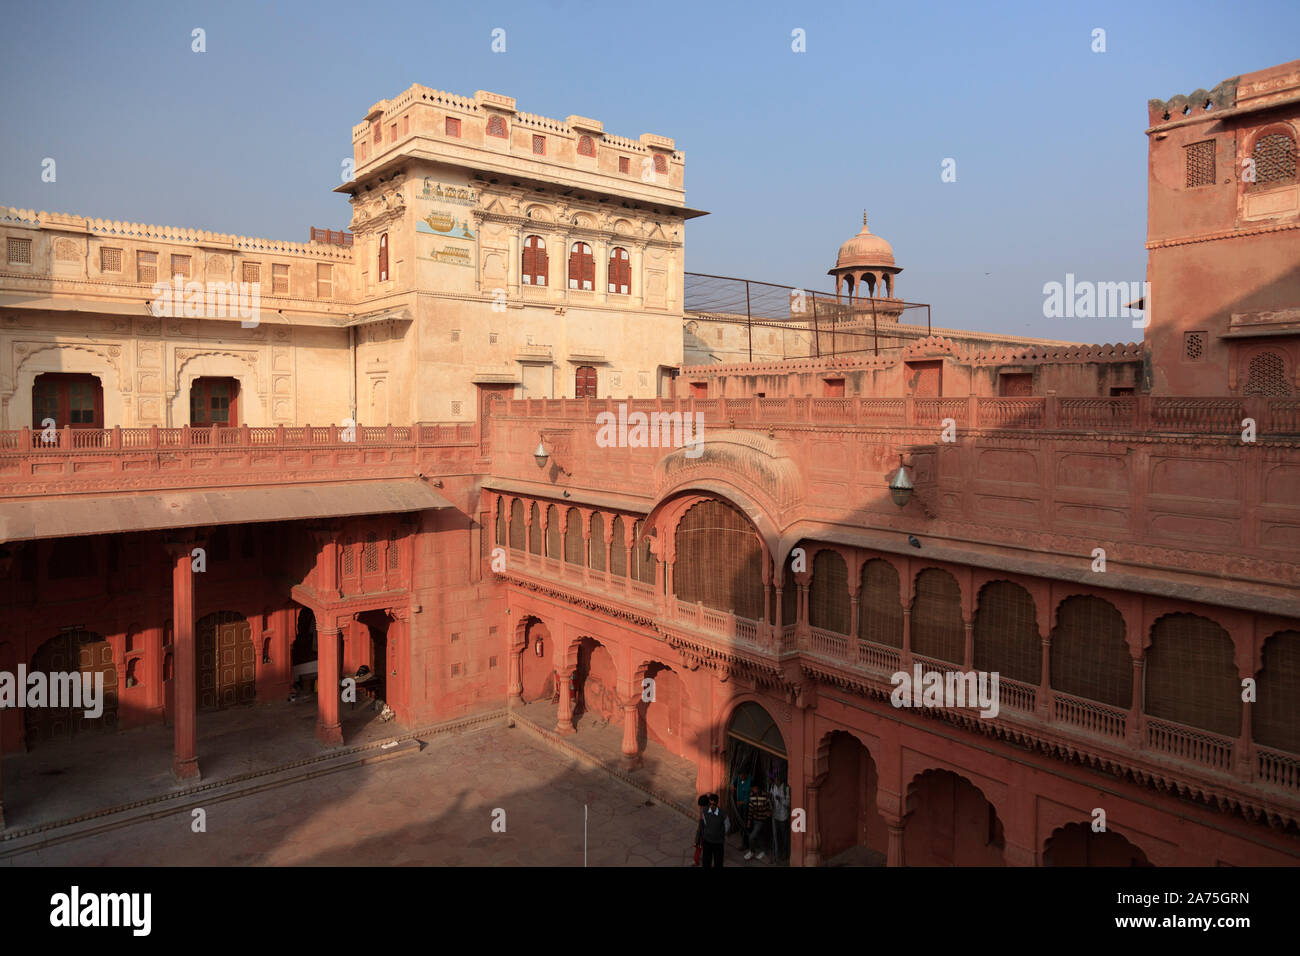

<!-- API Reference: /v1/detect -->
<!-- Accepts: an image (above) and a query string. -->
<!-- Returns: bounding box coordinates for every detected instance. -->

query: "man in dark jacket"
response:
[700,792,728,867]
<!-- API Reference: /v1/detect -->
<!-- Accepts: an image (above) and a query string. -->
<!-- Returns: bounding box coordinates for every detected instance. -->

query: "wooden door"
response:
[575,366,597,398]
[23,630,118,747]
[197,611,255,710]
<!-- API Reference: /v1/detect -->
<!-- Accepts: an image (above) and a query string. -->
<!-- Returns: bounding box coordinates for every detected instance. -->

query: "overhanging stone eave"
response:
[0,478,453,544]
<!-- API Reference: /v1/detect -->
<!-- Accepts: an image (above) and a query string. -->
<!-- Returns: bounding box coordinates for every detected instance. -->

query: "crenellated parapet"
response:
[1147,76,1239,126]
[1,207,353,261]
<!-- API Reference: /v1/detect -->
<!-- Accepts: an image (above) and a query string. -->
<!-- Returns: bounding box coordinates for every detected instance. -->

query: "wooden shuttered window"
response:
[808,550,850,635]
[672,500,764,621]
[910,568,964,665]
[568,242,594,290]
[1050,595,1130,708]
[608,246,630,294]
[859,559,902,647]
[972,581,1040,684]
[522,235,547,285]
[1145,613,1240,736]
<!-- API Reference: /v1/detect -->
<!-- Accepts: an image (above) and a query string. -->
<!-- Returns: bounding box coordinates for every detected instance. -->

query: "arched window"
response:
[378,233,389,282]
[910,568,964,665]
[608,246,630,294]
[509,499,525,550]
[1050,595,1130,708]
[859,559,902,648]
[565,508,584,565]
[1244,350,1292,396]
[1250,131,1297,188]
[589,514,606,571]
[972,581,1040,684]
[630,519,656,586]
[808,550,850,635]
[610,515,628,577]
[522,235,547,286]
[528,502,542,555]
[654,154,668,174]
[568,242,594,290]
[1255,630,1300,754]
[487,115,507,138]
[545,505,561,558]
[577,135,596,157]
[673,500,763,620]
[496,498,506,546]
[1145,613,1239,736]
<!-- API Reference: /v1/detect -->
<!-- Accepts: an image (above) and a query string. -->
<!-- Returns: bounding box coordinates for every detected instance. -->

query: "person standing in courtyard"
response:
[770,774,791,864]
[693,794,709,866]
[744,783,772,860]
[700,792,727,867]
[732,767,753,851]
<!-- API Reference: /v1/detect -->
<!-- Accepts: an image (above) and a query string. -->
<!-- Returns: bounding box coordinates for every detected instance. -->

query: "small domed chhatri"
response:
[829,211,902,300]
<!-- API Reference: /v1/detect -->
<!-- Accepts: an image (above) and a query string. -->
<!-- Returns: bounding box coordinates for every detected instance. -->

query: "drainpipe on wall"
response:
[349,324,358,424]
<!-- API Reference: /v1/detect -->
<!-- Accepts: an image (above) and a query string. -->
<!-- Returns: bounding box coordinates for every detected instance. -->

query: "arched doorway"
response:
[1043,822,1153,867]
[640,663,688,758]
[196,612,255,710]
[291,607,318,697]
[904,769,1005,866]
[573,638,618,725]
[725,701,790,860]
[24,630,119,747]
[819,731,886,865]
[519,618,554,703]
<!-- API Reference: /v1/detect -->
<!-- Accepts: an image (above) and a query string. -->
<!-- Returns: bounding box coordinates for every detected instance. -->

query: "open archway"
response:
[904,769,1005,866]
[573,638,618,725]
[1043,822,1153,866]
[818,731,887,865]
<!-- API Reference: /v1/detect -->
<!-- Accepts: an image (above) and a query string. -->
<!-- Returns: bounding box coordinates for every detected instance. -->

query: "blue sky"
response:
[1,0,1295,342]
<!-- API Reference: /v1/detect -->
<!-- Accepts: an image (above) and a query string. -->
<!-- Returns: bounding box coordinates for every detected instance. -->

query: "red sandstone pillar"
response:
[1037,637,1052,719]
[963,621,974,671]
[1127,656,1144,748]
[316,624,344,746]
[901,607,913,670]
[883,816,906,866]
[621,702,642,769]
[805,778,823,867]
[170,541,200,781]
[1236,675,1253,781]
[555,666,576,734]
[507,638,523,705]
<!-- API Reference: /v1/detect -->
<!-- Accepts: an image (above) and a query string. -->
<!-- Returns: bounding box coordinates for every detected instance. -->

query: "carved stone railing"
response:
[497,394,1295,436]
[0,422,477,497]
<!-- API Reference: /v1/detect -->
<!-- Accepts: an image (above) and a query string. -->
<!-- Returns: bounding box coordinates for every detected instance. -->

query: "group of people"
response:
[693,769,791,867]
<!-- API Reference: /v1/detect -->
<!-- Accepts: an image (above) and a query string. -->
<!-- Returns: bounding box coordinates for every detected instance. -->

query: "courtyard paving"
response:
[3,722,779,867]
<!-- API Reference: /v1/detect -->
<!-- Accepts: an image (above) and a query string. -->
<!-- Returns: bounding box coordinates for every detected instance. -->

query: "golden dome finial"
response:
[862,210,868,227]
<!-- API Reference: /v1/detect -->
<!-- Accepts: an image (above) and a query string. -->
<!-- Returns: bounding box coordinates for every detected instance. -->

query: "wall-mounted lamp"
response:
[888,454,914,508]
[533,441,549,469]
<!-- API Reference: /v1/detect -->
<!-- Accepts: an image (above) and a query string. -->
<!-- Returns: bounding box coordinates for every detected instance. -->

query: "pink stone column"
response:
[1236,675,1254,781]
[170,542,200,781]
[884,816,906,866]
[1037,637,1052,719]
[621,702,642,769]
[507,639,523,705]
[901,606,913,670]
[963,621,974,671]
[316,624,344,746]
[555,667,576,734]
[804,779,823,867]
[1127,655,1144,748]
